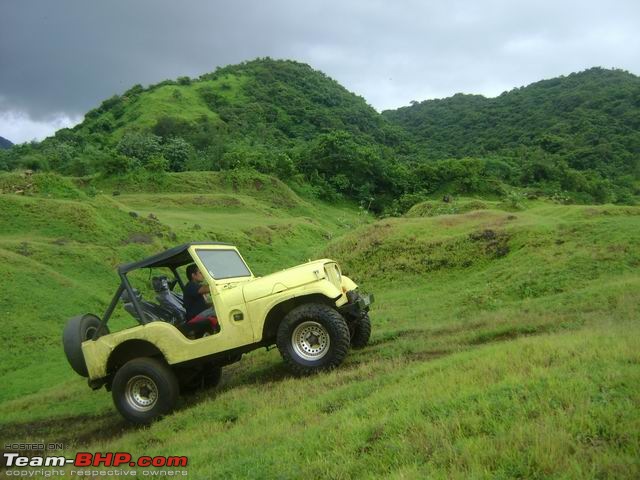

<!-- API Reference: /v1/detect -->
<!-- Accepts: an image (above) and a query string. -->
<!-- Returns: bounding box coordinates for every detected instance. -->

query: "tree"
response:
[162,137,192,172]
[300,130,387,201]
[0,150,9,171]
[117,132,162,163]
[101,154,135,176]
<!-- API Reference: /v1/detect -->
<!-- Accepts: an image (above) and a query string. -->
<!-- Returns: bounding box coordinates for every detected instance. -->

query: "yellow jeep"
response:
[62,242,373,424]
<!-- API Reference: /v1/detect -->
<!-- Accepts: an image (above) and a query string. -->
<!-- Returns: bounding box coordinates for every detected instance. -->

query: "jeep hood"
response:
[242,259,336,303]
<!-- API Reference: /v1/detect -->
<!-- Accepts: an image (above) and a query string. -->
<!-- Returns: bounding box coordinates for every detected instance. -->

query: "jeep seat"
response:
[152,276,186,322]
[120,288,181,324]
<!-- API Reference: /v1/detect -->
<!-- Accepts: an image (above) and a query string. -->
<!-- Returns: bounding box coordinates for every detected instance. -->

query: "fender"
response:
[82,321,256,380]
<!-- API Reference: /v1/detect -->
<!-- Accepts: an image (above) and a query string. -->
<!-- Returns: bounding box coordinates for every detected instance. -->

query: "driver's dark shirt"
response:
[184,280,209,321]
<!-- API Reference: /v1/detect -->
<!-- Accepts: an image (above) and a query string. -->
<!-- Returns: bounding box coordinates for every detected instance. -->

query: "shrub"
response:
[504,190,525,209]
[101,154,136,176]
[161,137,192,172]
[117,132,162,163]
[145,155,169,173]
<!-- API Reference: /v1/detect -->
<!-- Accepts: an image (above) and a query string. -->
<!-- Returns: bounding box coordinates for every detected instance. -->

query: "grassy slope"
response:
[110,74,247,139]
[72,59,392,149]
[1,176,639,479]
[113,81,222,137]
[0,171,366,405]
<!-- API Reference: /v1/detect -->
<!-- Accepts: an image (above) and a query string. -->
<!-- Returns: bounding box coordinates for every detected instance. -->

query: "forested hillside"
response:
[383,68,640,203]
[383,68,640,163]
[1,61,638,209]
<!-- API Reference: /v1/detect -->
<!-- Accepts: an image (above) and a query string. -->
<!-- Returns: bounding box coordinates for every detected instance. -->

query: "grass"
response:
[1,172,638,479]
[0,171,366,404]
[89,73,248,140]
[405,197,498,217]
[112,80,224,137]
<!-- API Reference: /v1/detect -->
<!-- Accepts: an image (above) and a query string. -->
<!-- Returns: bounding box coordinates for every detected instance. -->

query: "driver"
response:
[184,264,219,334]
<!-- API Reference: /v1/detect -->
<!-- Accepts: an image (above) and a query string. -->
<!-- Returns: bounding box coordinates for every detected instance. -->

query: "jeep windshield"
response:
[195,249,251,280]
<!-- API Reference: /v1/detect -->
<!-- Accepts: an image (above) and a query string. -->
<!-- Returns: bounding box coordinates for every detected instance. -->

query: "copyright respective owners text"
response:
[2,443,189,478]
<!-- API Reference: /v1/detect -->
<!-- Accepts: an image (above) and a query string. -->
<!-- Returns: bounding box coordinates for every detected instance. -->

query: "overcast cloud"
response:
[1,0,639,143]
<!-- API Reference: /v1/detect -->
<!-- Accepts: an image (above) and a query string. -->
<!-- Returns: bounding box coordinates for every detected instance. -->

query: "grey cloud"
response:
[1,0,639,128]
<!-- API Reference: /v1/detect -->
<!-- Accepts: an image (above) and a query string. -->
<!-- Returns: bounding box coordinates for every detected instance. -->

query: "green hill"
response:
[383,68,640,161]
[77,58,396,147]
[2,58,405,209]
[383,68,640,198]
[1,62,639,209]
[0,170,638,478]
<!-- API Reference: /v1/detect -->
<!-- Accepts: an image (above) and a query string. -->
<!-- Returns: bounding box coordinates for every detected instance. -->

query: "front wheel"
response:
[277,304,350,375]
[111,357,179,424]
[350,314,372,349]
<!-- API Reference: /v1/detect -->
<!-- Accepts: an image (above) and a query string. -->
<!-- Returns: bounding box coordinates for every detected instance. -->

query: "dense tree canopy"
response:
[383,67,640,204]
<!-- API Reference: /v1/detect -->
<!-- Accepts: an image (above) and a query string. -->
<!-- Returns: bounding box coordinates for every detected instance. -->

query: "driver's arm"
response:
[198,284,210,294]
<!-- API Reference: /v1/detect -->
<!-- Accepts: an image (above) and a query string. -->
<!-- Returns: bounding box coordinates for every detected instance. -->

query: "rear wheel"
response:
[111,357,179,424]
[277,303,350,375]
[62,314,109,377]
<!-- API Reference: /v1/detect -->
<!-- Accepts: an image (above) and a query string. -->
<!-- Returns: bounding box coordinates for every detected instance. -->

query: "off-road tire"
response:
[277,303,350,375]
[350,314,372,349]
[111,357,179,425]
[62,314,109,377]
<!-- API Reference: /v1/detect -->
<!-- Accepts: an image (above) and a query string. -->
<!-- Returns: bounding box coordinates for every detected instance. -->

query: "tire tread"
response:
[351,314,372,349]
[276,303,350,375]
[62,313,106,377]
[111,357,179,424]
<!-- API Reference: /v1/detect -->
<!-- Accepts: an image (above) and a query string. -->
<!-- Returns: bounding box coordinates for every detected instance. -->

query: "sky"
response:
[1,0,639,144]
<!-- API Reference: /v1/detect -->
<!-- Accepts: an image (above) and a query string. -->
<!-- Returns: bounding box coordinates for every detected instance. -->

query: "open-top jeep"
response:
[63,242,373,424]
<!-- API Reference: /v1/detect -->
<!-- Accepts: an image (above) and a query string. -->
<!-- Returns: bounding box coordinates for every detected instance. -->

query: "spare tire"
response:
[63,314,109,377]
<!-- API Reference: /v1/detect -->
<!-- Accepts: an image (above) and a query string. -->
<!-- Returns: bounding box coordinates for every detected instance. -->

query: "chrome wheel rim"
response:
[292,321,330,360]
[125,375,158,411]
